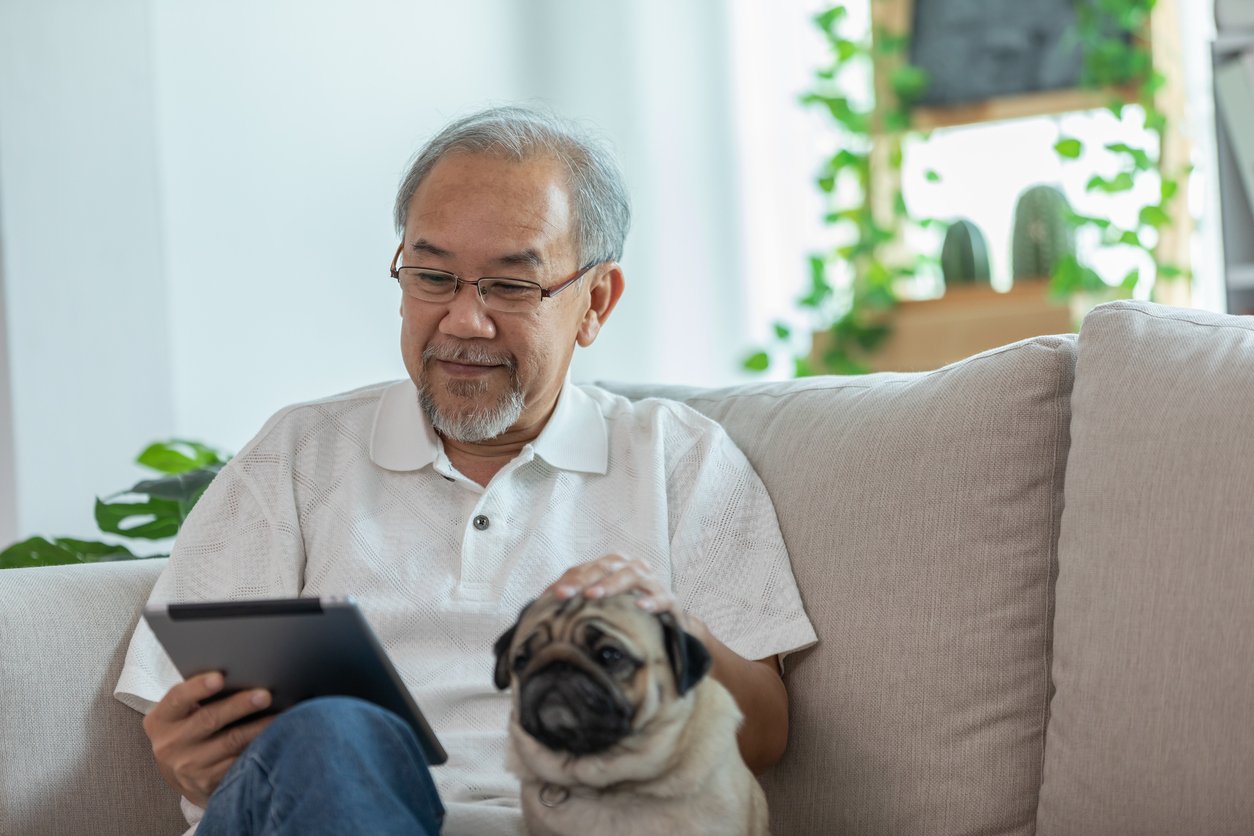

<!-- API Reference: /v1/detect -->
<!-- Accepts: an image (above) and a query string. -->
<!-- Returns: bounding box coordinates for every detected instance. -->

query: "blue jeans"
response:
[199,696,445,836]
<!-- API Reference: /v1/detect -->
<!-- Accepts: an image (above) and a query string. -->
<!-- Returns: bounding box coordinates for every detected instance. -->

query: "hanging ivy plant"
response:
[744,5,929,375]
[1050,0,1190,298]
[746,0,1184,377]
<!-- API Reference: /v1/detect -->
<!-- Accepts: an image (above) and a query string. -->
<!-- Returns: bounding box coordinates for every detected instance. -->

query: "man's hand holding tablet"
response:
[141,597,447,806]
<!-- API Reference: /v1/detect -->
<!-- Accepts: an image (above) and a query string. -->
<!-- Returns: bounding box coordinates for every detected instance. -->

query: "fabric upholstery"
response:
[0,559,184,836]
[1036,301,1254,834]
[606,333,1076,835]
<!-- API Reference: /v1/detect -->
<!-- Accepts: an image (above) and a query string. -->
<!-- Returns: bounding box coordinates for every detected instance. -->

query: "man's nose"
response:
[439,284,497,340]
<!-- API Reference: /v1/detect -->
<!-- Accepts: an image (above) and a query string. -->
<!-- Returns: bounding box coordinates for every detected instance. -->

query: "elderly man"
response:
[115,106,816,835]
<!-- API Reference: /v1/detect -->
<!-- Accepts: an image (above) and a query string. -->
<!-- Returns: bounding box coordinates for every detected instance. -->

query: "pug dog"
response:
[493,590,770,836]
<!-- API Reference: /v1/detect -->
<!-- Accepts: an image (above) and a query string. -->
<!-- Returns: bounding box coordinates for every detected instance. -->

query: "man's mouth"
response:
[436,359,502,375]
[423,345,515,377]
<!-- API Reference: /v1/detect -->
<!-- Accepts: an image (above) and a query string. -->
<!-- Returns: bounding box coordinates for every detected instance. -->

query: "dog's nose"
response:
[518,662,634,755]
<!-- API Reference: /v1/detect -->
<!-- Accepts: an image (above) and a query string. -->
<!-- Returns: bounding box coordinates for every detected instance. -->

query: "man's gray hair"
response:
[393,106,632,266]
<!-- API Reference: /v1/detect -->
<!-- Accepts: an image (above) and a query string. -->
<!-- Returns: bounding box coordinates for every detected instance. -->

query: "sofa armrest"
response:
[0,559,186,836]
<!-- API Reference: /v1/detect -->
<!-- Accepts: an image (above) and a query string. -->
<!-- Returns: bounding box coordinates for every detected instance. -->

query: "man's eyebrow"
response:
[494,249,545,270]
[409,239,452,258]
[408,240,545,271]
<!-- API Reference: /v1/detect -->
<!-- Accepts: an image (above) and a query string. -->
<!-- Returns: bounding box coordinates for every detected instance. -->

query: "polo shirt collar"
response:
[369,378,607,475]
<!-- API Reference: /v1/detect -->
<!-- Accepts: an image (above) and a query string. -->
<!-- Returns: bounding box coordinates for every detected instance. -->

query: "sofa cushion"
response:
[0,559,184,836]
[605,332,1076,836]
[1036,301,1254,833]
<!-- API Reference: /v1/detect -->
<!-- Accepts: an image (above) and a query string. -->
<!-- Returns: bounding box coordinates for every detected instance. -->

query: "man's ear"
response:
[576,264,625,348]
[492,598,536,690]
[656,611,712,697]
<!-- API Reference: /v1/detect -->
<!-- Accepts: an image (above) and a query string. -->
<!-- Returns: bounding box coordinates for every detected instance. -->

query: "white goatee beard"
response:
[416,344,526,443]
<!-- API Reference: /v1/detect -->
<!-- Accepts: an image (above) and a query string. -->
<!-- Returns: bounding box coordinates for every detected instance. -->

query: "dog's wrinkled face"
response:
[493,591,712,757]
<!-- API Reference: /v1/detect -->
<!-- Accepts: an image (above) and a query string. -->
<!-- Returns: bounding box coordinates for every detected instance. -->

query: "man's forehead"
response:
[404,152,576,265]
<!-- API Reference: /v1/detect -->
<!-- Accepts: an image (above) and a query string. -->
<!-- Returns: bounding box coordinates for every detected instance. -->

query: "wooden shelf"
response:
[813,282,1075,374]
[909,86,1140,131]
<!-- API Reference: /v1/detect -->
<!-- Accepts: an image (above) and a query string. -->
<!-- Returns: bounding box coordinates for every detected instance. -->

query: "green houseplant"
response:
[0,440,229,569]
[746,0,1186,377]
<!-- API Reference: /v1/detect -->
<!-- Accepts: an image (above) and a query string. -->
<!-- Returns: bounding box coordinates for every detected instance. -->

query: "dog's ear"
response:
[657,611,712,697]
[493,599,535,691]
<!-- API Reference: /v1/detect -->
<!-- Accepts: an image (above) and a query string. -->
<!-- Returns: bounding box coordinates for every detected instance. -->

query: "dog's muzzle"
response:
[518,661,635,755]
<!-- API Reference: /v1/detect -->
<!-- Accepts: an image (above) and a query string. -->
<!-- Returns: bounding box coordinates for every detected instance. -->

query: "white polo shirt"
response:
[115,379,817,835]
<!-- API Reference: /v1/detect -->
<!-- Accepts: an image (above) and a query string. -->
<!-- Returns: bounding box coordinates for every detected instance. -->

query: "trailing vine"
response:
[745,0,1184,377]
[1051,0,1189,298]
[745,5,924,375]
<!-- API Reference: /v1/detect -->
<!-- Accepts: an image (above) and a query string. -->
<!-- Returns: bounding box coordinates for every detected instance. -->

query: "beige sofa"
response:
[2,300,1252,835]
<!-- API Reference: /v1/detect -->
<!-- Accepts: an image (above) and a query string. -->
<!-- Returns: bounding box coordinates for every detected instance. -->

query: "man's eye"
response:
[485,281,536,299]
[415,271,455,288]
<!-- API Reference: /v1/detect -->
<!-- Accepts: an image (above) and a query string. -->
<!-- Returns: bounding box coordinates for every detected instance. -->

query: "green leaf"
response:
[814,5,848,35]
[0,536,143,569]
[1139,204,1171,228]
[1118,230,1143,247]
[924,169,942,183]
[95,496,183,540]
[137,440,228,475]
[889,65,930,103]
[1055,138,1084,159]
[794,357,815,378]
[1161,178,1179,201]
[127,464,223,520]
[835,38,860,62]
[743,351,770,372]
[1086,172,1136,193]
[1120,268,1141,291]
[772,322,792,340]
[1105,142,1153,171]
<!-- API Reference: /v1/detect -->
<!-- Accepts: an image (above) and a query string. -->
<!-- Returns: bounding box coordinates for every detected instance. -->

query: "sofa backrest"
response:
[1036,301,1254,833]
[0,559,184,836]
[606,332,1077,835]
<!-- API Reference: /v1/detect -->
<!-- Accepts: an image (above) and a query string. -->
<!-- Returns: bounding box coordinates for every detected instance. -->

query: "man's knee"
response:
[251,697,424,768]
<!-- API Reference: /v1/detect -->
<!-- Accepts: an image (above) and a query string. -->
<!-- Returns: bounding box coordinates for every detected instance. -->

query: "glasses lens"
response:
[399,268,456,301]
[480,279,542,312]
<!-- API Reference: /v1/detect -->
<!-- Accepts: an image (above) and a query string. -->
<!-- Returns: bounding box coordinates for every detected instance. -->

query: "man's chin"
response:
[417,380,526,443]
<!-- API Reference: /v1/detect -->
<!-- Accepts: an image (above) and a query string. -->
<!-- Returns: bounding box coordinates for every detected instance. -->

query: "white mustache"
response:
[423,344,516,370]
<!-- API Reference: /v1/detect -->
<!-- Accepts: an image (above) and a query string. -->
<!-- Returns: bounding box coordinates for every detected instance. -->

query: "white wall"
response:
[0,0,754,541]
[0,0,174,541]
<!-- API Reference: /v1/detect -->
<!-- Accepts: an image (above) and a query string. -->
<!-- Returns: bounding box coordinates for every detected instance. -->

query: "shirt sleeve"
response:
[113,448,306,713]
[664,410,818,669]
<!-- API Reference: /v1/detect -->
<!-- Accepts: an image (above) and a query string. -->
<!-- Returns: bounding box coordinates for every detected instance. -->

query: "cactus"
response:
[1012,185,1075,281]
[941,219,991,286]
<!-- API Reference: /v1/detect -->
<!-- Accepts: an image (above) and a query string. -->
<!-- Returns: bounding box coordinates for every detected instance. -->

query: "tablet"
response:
[143,597,447,765]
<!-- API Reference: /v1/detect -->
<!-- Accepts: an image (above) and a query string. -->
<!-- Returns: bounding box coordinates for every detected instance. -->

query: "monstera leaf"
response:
[0,536,141,569]
[0,439,231,569]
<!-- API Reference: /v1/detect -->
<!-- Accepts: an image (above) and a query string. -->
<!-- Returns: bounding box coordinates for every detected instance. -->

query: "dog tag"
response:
[539,783,571,807]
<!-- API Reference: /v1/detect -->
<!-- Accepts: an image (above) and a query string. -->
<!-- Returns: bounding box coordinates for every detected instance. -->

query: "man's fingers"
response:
[204,713,276,764]
[587,565,665,600]
[148,672,225,724]
[551,554,628,598]
[191,689,273,740]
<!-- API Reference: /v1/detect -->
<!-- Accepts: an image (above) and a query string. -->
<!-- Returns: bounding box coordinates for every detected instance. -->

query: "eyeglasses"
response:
[389,244,594,314]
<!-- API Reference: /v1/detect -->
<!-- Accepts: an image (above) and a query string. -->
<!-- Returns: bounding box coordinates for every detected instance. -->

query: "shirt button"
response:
[473,514,490,531]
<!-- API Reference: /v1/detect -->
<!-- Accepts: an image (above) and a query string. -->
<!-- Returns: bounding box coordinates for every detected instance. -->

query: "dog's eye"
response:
[597,645,624,666]
[512,652,530,672]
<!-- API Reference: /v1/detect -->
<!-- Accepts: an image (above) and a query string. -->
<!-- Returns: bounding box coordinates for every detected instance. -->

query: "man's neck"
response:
[441,436,527,487]
[439,400,558,487]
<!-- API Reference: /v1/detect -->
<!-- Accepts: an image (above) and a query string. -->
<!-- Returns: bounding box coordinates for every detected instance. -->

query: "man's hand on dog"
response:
[547,554,709,641]
[143,672,275,808]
